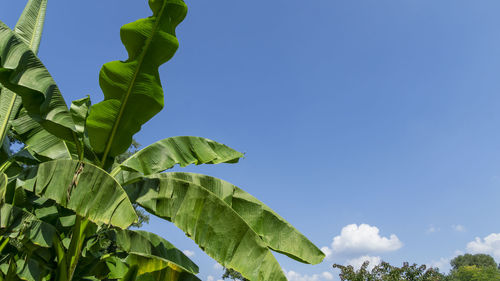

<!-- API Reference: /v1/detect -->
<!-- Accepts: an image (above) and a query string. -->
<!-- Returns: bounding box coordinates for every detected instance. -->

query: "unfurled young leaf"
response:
[86,0,188,161]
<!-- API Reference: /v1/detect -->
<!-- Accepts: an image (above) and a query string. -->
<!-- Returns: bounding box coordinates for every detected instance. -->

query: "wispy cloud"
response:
[451,225,466,232]
[426,225,440,234]
[182,250,195,258]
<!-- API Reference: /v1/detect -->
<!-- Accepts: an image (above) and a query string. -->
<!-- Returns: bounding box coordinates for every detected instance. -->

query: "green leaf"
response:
[161,172,325,265]
[121,265,139,281]
[0,203,56,248]
[0,0,48,147]
[126,177,287,281]
[136,266,200,281]
[0,172,7,204]
[0,91,22,149]
[21,159,137,229]
[112,136,244,184]
[16,258,47,281]
[69,97,100,163]
[114,229,198,275]
[70,96,91,137]
[0,21,76,142]
[86,0,187,161]
[11,109,75,160]
[14,0,47,53]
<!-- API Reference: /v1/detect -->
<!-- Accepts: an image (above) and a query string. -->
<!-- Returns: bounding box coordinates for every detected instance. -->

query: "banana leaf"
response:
[11,109,75,160]
[0,172,6,201]
[20,159,137,229]
[126,177,287,281]
[112,136,244,184]
[70,96,91,137]
[16,258,49,281]
[0,21,76,142]
[87,0,187,161]
[0,203,56,248]
[113,229,198,275]
[135,266,200,281]
[161,172,324,264]
[14,0,47,53]
[0,0,47,146]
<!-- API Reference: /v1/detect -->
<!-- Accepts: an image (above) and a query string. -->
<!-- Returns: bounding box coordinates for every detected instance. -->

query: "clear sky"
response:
[3,1,500,280]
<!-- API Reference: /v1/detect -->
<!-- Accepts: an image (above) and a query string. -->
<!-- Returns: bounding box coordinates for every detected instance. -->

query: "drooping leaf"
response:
[113,229,198,275]
[126,177,287,281]
[135,265,201,281]
[0,203,56,248]
[86,0,187,161]
[0,0,48,147]
[0,21,76,142]
[161,172,325,264]
[112,136,244,184]
[11,109,75,160]
[21,159,137,229]
[16,258,47,281]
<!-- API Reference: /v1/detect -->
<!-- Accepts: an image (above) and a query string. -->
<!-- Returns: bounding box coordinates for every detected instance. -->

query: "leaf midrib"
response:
[28,0,45,51]
[0,91,17,145]
[101,2,169,164]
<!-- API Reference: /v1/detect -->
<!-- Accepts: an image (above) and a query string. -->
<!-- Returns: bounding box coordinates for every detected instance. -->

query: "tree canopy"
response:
[450,254,498,271]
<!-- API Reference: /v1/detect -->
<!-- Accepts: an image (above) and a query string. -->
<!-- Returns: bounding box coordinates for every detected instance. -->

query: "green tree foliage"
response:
[0,0,325,280]
[450,254,498,271]
[447,265,500,281]
[446,253,500,281]
[333,261,446,281]
[222,268,249,281]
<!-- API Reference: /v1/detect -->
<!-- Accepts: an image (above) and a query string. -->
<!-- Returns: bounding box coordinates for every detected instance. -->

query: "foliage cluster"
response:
[332,254,500,281]
[333,261,445,281]
[0,0,325,280]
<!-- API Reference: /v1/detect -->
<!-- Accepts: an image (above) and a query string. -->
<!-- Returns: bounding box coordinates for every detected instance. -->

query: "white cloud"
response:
[285,270,334,281]
[322,272,334,280]
[452,225,466,232]
[467,233,500,258]
[429,257,450,272]
[321,246,333,260]
[346,256,381,271]
[323,224,402,256]
[427,250,463,273]
[207,276,214,281]
[183,250,195,258]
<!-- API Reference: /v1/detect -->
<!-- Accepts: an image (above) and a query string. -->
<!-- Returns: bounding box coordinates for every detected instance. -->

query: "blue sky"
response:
[3,1,500,280]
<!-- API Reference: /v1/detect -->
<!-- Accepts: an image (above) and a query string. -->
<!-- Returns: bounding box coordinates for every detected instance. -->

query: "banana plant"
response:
[0,0,325,280]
